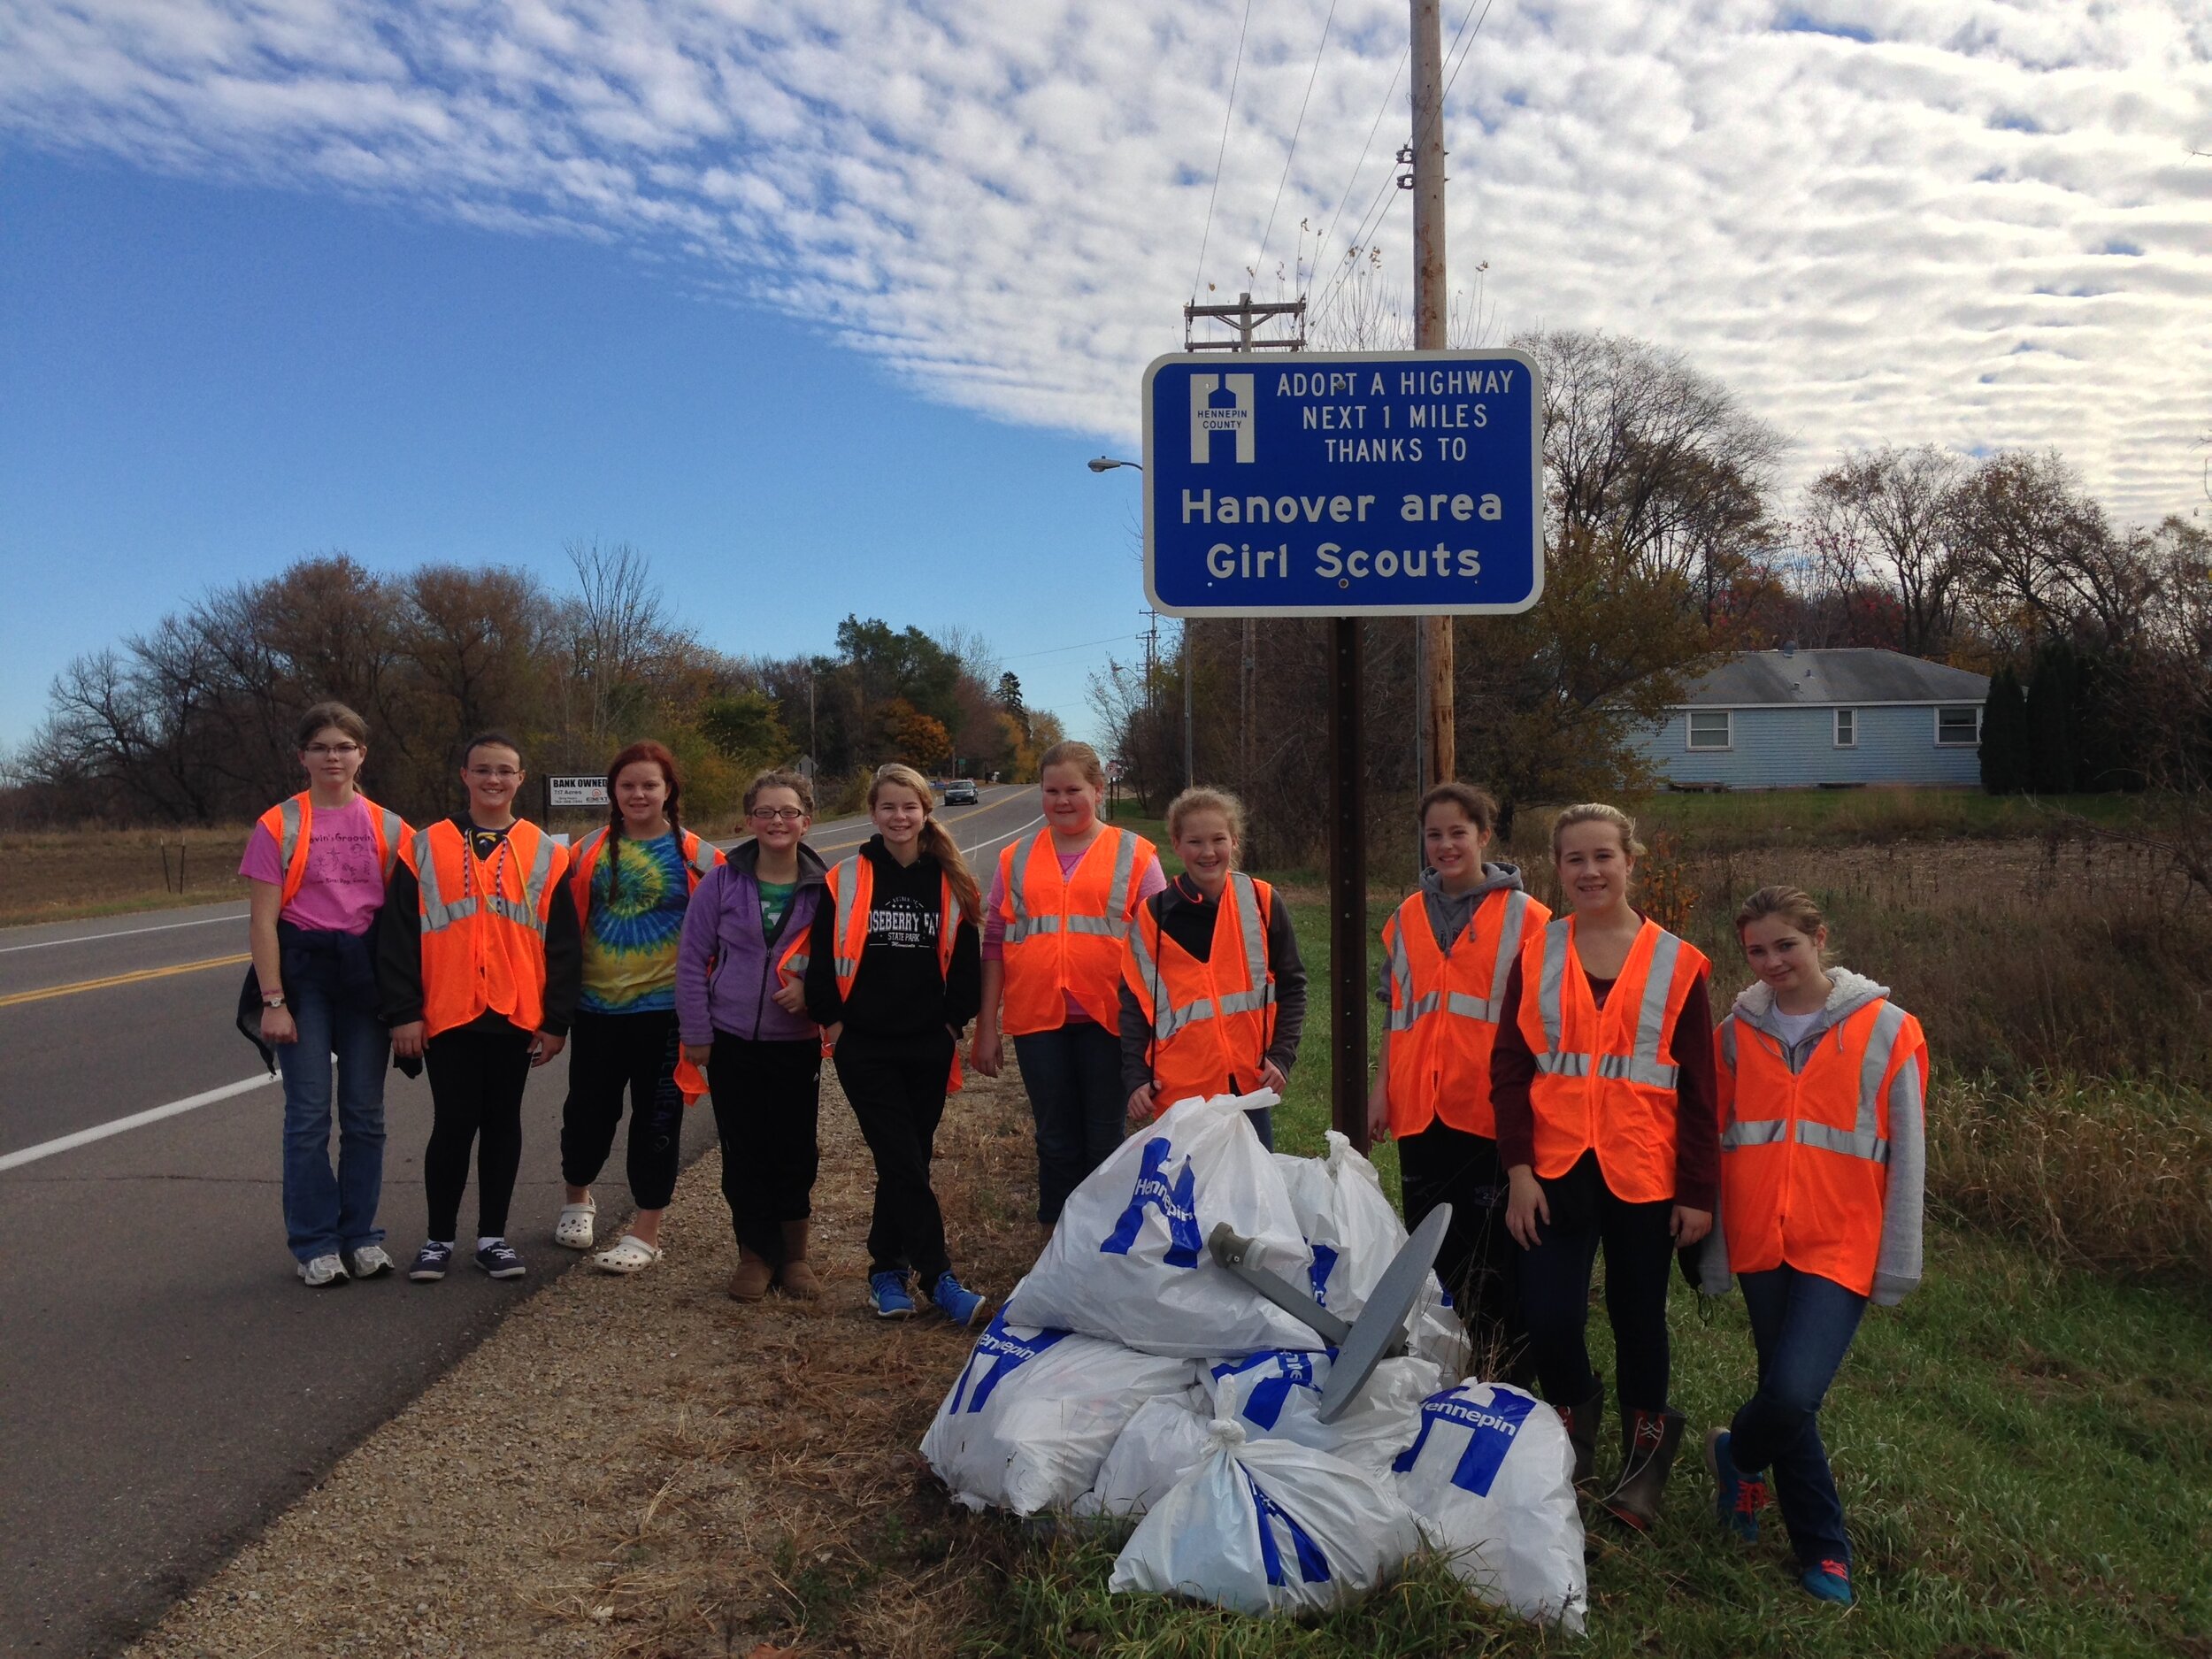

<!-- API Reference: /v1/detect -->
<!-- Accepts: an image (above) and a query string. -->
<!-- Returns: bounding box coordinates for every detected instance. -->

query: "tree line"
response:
[1094,328,2212,865]
[3,539,1062,829]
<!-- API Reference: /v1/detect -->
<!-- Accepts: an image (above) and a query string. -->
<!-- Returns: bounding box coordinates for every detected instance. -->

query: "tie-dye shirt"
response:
[580,832,692,1015]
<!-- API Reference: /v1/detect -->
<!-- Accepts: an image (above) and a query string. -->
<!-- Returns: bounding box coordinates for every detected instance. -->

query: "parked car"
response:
[943,778,979,804]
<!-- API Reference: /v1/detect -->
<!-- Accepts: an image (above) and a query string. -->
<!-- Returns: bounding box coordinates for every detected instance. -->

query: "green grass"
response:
[954,834,2212,1655]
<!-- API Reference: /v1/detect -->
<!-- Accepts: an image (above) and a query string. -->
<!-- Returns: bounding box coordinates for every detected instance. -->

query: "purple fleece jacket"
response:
[675,839,828,1045]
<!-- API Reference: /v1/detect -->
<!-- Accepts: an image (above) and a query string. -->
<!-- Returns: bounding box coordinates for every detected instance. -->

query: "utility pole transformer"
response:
[1410,0,1456,790]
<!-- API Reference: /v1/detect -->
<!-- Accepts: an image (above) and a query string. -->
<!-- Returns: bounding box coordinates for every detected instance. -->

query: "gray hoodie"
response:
[1698,966,1926,1307]
[1373,862,1528,1004]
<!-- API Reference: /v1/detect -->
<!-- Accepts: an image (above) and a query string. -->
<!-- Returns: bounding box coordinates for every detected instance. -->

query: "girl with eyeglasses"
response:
[238,702,412,1288]
[674,768,832,1301]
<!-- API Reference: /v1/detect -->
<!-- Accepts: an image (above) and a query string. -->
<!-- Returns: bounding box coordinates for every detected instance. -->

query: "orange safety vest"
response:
[1382,886,1550,1139]
[1715,999,1926,1296]
[257,791,408,908]
[1511,916,1710,1204]
[995,826,1159,1035]
[565,824,723,1104]
[402,819,569,1040]
[1122,873,1277,1109]
[778,854,966,1094]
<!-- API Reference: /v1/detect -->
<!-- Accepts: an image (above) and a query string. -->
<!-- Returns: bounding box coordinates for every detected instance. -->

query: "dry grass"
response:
[0,824,254,925]
[125,1063,1051,1659]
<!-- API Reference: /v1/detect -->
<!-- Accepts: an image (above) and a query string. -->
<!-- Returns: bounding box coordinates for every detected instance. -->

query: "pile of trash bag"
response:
[919,1091,1587,1629]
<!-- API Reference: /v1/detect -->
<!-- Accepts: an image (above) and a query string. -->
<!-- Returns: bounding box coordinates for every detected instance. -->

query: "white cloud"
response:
[0,0,2205,522]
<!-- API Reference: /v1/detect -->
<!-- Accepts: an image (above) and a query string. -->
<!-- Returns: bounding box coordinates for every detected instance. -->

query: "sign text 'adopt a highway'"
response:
[1141,349,1544,617]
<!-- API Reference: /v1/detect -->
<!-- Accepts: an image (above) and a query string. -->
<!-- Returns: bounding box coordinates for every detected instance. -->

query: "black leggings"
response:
[835,1027,956,1284]
[708,1034,823,1260]
[559,1009,687,1210]
[1398,1122,1525,1380]
[1517,1150,1677,1414]
[423,1025,534,1241]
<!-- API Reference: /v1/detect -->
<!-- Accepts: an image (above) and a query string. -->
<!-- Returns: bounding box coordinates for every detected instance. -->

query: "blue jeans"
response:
[1013,1022,1126,1225]
[275,930,390,1262]
[1732,1266,1867,1570]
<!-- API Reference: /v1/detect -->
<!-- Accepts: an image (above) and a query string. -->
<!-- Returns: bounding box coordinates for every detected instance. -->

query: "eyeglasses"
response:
[751,807,807,822]
[304,742,362,757]
[467,766,523,780]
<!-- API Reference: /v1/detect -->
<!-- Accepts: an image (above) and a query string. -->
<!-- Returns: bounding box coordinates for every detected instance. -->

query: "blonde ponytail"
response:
[870,762,982,923]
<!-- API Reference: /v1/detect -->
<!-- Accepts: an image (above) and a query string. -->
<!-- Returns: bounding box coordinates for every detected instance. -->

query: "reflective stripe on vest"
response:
[1127,872,1272,1043]
[1532,920,1682,1089]
[1384,888,1531,1033]
[1002,828,1143,945]
[413,824,558,937]
[1719,998,1907,1165]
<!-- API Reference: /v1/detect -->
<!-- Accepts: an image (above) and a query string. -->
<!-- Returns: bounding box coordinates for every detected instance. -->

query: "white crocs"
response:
[553,1200,596,1249]
[592,1235,663,1275]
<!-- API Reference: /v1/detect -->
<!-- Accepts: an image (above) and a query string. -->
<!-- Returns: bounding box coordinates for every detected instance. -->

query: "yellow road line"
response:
[0,952,251,1009]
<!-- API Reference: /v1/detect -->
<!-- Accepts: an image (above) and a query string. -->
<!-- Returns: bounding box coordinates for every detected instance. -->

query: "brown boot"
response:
[726,1248,773,1302]
[776,1220,821,1300]
[1601,1408,1686,1532]
[1558,1383,1604,1486]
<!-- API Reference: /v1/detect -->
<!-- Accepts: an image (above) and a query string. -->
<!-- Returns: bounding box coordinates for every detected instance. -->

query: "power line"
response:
[1252,0,1340,286]
[1307,42,1408,296]
[1190,0,1257,303]
[1002,633,1148,663]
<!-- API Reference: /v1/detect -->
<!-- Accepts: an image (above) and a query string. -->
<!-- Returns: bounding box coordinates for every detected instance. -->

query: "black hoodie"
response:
[801,836,981,1039]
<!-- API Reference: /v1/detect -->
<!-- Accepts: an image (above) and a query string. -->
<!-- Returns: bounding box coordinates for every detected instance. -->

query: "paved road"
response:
[0,786,1043,1656]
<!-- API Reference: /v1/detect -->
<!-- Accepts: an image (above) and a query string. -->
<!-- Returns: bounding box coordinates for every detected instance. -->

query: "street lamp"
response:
[1085,456,1194,790]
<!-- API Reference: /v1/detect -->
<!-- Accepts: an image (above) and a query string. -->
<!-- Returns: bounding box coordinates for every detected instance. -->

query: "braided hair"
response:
[600,740,684,910]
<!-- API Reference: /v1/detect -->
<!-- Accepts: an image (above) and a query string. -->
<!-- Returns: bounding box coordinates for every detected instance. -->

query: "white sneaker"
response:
[298,1253,349,1288]
[347,1244,395,1279]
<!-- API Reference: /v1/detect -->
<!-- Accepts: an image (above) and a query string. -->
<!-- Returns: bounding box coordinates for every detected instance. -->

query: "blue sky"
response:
[2,0,2207,752]
[0,150,1150,749]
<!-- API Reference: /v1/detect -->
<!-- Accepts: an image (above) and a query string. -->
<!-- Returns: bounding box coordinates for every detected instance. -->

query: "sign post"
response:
[1141,349,1543,1150]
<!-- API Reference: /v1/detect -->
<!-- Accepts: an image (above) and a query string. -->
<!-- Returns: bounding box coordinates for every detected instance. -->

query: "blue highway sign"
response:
[1141,349,1543,617]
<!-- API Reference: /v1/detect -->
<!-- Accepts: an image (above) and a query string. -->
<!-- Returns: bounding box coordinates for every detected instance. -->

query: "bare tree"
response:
[565,539,687,745]
[1801,446,1965,657]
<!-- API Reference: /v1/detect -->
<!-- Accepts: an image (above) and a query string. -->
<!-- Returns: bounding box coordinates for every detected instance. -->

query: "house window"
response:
[1687,710,1732,750]
[1834,709,1856,748]
[1936,706,1980,747]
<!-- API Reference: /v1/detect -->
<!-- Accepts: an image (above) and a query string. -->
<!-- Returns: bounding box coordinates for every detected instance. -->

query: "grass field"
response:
[0,825,253,926]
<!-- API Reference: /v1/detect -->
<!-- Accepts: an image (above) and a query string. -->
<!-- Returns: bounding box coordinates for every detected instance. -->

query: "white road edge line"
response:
[0,1073,278,1173]
[0,909,246,955]
[963,814,1046,860]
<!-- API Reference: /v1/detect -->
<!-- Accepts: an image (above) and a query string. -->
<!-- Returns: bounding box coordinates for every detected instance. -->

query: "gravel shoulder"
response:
[126,1061,1048,1659]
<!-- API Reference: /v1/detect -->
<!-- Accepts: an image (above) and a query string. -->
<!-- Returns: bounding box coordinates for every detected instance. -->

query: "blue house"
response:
[1632,648,1990,790]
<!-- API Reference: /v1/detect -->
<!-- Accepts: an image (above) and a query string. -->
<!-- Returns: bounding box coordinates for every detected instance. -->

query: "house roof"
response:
[1672,649,1989,707]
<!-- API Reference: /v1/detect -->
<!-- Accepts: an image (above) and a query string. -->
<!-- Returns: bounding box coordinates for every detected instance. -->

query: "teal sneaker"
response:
[1801,1558,1853,1605]
[1704,1428,1764,1544]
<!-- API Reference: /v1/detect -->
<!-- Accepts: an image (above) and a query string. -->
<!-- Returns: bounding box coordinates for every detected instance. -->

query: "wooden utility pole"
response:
[1410,0,1455,789]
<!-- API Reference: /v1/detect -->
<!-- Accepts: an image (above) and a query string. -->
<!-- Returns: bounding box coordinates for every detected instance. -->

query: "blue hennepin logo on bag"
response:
[1392,1387,1538,1496]
[1242,1467,1332,1586]
[1099,1136,1203,1268]
[1210,1351,1321,1430]
[1307,1241,1340,1305]
[948,1311,1071,1415]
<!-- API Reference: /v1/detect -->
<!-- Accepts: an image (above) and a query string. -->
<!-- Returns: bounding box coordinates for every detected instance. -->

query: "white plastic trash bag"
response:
[1073,1390,1216,1517]
[1273,1130,1409,1321]
[920,1308,1198,1515]
[1408,1276,1474,1381]
[1202,1348,1440,1475]
[1006,1091,1317,1357]
[1108,1419,1426,1617]
[1390,1381,1587,1632]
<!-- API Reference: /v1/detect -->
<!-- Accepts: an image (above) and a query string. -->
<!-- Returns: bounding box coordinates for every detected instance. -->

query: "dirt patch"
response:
[126,1062,1048,1658]
[0,826,254,926]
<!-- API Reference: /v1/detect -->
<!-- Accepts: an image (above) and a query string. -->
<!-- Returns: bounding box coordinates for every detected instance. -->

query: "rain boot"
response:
[726,1247,774,1302]
[776,1219,821,1300]
[1558,1382,1605,1486]
[1601,1407,1686,1532]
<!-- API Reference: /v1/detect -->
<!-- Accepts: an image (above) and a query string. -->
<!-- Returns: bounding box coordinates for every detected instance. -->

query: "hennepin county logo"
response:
[1190,373,1256,464]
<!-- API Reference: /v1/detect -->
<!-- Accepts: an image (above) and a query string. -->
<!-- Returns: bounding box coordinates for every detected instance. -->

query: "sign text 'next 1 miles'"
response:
[1141,349,1544,618]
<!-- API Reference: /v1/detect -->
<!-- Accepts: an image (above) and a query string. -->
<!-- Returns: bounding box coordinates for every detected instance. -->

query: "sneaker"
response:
[347,1244,394,1280]
[408,1240,454,1282]
[1801,1558,1854,1606]
[1704,1428,1764,1544]
[927,1271,987,1328]
[297,1253,349,1288]
[868,1271,915,1319]
[475,1240,526,1279]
